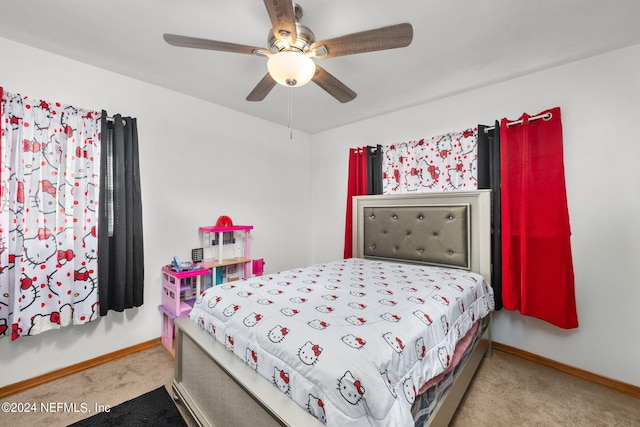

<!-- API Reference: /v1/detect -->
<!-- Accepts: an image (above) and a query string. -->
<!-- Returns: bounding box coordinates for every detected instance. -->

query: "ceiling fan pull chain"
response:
[288,87,293,140]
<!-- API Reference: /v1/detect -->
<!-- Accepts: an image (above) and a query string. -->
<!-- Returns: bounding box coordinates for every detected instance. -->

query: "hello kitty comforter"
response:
[189,258,494,427]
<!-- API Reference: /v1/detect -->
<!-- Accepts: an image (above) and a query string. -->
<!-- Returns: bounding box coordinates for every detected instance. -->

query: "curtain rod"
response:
[483,112,552,133]
[106,115,126,125]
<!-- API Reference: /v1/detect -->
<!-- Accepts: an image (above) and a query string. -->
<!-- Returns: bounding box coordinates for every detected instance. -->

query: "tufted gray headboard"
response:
[352,191,491,280]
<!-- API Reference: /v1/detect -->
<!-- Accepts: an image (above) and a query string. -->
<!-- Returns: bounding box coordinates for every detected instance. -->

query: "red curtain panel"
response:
[500,107,578,329]
[344,148,368,259]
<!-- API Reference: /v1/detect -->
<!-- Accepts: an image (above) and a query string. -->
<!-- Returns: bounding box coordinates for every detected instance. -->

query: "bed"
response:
[172,190,493,426]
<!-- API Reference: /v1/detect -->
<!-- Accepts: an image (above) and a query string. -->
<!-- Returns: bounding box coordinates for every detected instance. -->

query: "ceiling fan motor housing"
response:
[267,6,315,54]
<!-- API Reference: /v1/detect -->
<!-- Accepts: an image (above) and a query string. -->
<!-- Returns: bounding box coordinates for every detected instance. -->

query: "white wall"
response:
[310,44,640,387]
[0,37,313,387]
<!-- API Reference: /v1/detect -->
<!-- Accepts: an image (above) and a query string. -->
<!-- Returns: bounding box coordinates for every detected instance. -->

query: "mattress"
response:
[190,258,494,426]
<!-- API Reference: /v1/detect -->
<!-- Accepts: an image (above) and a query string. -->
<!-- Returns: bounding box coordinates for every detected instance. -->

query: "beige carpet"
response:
[450,350,640,426]
[2,345,639,426]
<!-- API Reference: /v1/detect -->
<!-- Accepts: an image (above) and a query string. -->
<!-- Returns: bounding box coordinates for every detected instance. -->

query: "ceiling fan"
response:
[163,0,413,103]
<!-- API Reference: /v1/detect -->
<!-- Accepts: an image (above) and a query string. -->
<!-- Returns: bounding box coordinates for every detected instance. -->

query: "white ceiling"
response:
[1,0,639,134]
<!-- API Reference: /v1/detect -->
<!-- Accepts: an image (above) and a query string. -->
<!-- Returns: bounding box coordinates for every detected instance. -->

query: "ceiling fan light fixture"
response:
[267,51,316,87]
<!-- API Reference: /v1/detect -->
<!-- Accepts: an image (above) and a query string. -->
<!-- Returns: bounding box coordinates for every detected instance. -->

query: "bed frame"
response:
[172,190,492,427]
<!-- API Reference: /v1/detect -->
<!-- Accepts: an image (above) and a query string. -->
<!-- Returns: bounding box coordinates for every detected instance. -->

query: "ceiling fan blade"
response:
[310,23,413,59]
[163,34,269,56]
[246,73,277,102]
[312,65,357,103]
[263,0,297,46]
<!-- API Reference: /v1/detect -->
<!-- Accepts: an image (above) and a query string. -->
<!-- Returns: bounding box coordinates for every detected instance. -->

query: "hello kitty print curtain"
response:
[382,128,478,194]
[0,89,101,340]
